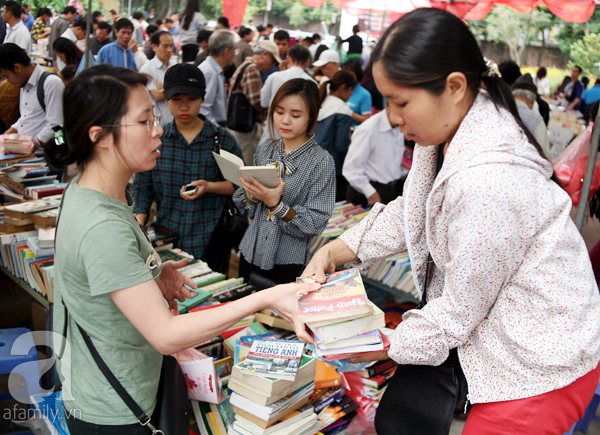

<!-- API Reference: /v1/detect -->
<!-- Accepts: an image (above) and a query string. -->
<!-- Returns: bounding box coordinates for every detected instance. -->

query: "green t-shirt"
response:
[53,176,164,425]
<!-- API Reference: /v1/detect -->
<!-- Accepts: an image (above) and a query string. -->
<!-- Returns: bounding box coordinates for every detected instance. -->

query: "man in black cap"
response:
[511,73,550,157]
[133,63,244,272]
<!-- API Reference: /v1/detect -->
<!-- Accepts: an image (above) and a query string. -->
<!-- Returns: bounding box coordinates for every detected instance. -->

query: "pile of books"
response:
[299,268,388,361]
[309,202,369,254]
[228,339,320,435]
[356,360,398,406]
[363,251,417,299]
[0,197,60,233]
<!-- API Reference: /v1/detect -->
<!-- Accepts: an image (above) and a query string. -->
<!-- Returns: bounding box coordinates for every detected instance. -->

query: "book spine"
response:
[367,359,397,377]
[314,388,346,414]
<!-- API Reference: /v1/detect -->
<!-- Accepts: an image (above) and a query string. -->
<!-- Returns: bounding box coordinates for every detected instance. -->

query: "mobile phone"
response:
[183,183,197,195]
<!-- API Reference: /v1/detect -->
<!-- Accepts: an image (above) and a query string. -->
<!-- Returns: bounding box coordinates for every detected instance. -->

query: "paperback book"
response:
[297,268,372,324]
[239,339,305,381]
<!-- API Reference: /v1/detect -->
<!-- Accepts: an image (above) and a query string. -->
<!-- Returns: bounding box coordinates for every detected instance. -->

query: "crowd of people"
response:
[2,3,600,435]
[0,0,405,275]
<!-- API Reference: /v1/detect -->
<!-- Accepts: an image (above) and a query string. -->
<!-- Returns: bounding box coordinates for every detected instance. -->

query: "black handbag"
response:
[374,146,469,435]
[55,186,189,434]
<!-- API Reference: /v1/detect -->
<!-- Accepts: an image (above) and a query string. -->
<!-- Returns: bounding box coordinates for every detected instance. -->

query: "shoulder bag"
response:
[226,62,255,133]
[373,145,469,435]
[55,186,189,434]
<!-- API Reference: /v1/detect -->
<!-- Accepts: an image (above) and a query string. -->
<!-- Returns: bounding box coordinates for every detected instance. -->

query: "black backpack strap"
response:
[37,71,52,113]
[233,62,252,93]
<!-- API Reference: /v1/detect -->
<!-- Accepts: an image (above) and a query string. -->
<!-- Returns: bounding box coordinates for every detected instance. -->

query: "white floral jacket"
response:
[340,91,600,403]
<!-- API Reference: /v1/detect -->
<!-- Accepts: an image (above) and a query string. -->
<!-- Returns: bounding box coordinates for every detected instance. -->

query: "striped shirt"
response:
[233,136,336,270]
[132,115,244,259]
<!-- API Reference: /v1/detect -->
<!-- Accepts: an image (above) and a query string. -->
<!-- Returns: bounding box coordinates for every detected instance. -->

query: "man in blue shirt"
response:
[21,3,34,30]
[581,78,600,113]
[97,18,137,71]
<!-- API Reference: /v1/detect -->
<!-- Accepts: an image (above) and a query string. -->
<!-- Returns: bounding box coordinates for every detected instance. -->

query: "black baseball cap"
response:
[164,63,206,101]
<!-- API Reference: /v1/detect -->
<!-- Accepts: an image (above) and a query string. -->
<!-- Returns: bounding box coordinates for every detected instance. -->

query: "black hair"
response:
[155,18,163,26]
[536,67,547,79]
[573,65,582,73]
[312,33,320,41]
[498,60,522,86]
[319,70,357,105]
[37,7,50,18]
[256,25,265,32]
[97,21,111,32]
[115,18,134,32]
[352,24,359,34]
[197,29,212,43]
[217,16,229,28]
[371,8,553,167]
[266,23,273,28]
[22,3,30,10]
[73,18,86,30]
[181,0,199,30]
[62,6,77,15]
[146,24,158,36]
[42,64,149,170]
[304,37,314,45]
[582,76,590,88]
[53,37,83,65]
[239,26,252,38]
[288,44,310,65]
[3,1,22,19]
[151,30,170,46]
[0,43,31,70]
[132,10,144,20]
[92,10,103,18]
[269,78,320,142]
[164,18,173,24]
[314,44,327,62]
[109,9,118,15]
[60,64,77,82]
[274,30,289,42]
[342,58,363,83]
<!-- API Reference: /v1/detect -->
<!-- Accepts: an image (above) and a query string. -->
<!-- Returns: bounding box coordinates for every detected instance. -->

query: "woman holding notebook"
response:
[42,64,318,434]
[304,9,600,435]
[233,78,336,286]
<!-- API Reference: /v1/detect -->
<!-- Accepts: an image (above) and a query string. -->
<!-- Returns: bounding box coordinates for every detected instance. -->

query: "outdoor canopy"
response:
[300,0,596,23]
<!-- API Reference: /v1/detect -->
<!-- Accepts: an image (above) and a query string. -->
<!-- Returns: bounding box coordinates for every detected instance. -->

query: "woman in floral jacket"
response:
[304,9,600,435]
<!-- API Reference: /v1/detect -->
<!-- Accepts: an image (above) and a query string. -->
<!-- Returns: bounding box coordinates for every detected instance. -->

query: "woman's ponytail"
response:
[40,128,77,172]
[319,80,330,107]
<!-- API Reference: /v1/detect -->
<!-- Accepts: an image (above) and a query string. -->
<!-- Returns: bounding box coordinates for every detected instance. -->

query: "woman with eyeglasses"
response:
[44,64,318,434]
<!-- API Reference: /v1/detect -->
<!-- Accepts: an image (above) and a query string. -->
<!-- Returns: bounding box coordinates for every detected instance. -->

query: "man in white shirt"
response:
[198,29,235,125]
[61,17,87,52]
[3,1,31,53]
[0,43,64,145]
[259,44,317,145]
[140,30,176,124]
[342,103,409,207]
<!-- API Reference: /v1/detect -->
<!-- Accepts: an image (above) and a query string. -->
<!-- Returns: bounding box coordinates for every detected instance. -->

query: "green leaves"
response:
[568,33,600,76]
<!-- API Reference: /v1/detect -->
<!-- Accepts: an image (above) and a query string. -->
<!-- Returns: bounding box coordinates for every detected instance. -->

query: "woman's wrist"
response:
[266,199,282,209]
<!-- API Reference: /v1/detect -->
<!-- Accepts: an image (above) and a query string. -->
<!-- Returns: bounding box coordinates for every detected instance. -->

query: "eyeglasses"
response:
[104,115,162,132]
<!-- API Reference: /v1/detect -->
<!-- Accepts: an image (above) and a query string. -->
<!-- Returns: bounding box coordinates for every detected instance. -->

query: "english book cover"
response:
[298,268,373,323]
[239,339,305,380]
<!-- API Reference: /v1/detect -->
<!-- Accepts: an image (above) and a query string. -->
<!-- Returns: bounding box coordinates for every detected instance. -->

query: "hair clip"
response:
[54,129,65,146]
[483,57,502,78]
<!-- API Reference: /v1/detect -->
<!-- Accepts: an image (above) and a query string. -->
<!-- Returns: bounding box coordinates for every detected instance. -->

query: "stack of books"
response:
[0,198,60,233]
[357,360,398,404]
[228,340,319,435]
[299,268,387,361]
[363,251,417,299]
[309,202,370,254]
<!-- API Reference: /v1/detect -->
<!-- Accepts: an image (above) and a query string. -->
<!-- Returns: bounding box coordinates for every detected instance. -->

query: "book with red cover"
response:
[297,268,372,324]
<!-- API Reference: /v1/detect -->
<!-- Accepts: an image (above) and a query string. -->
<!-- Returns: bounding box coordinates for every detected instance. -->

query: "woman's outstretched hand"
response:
[157,258,198,310]
[263,282,321,344]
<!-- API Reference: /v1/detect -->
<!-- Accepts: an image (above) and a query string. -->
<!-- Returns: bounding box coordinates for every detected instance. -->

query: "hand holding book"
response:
[302,239,359,284]
[262,282,321,344]
[157,257,199,310]
[240,175,285,208]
